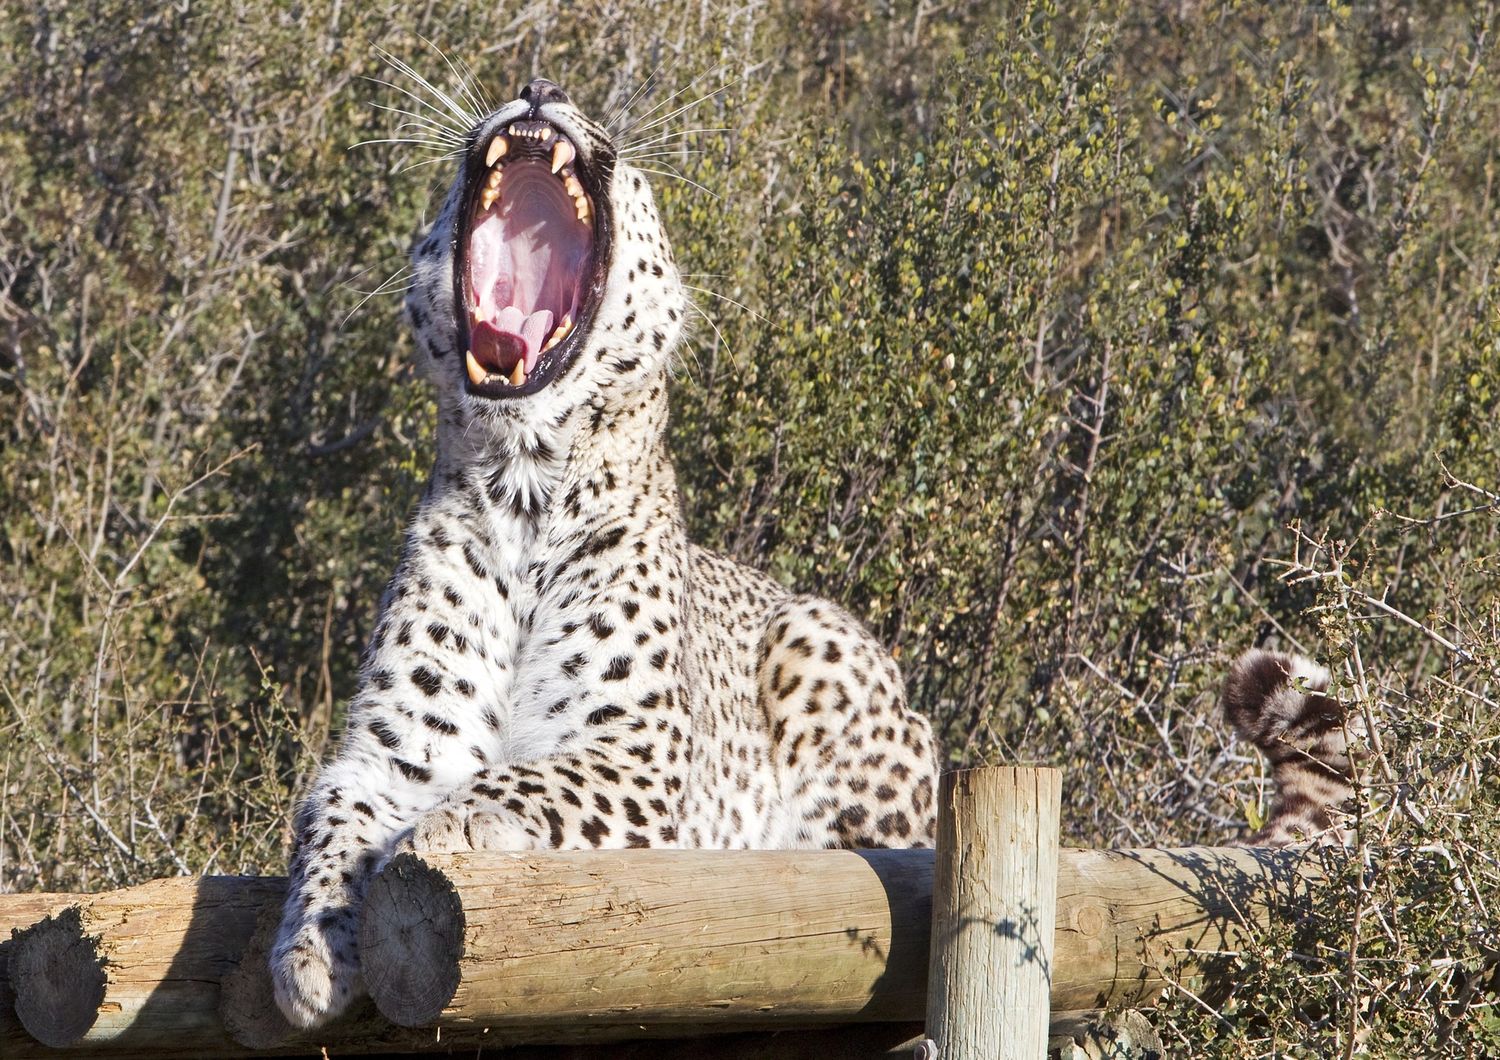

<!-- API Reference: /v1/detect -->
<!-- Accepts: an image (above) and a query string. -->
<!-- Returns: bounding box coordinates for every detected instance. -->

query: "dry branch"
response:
[0,845,1324,1057]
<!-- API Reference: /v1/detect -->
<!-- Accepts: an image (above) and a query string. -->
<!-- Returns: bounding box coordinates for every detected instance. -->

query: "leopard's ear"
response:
[1221,649,1354,846]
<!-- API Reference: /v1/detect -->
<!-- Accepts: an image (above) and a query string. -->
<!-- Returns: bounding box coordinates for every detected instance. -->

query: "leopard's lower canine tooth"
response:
[465,350,487,386]
[543,315,573,351]
[509,359,526,386]
[485,135,509,167]
[551,140,576,174]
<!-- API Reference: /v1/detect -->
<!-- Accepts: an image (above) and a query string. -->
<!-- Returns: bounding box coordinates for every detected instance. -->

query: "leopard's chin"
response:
[454,115,612,400]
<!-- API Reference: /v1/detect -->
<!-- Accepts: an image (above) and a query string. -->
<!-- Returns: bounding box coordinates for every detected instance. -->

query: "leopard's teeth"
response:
[480,186,500,212]
[542,314,574,352]
[486,166,503,189]
[485,134,509,167]
[465,350,488,387]
[551,140,576,174]
[509,359,526,386]
[564,174,583,198]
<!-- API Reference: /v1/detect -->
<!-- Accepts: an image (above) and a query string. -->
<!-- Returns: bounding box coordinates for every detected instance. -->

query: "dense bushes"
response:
[2,1,1497,1053]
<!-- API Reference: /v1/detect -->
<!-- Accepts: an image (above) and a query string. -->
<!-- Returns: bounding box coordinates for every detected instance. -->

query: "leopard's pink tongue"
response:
[471,323,525,376]
[470,307,555,377]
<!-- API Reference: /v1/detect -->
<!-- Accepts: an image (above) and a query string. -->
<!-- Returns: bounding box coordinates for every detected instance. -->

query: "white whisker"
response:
[607,60,671,133]
[617,64,732,141]
[375,46,477,125]
[681,295,738,370]
[622,126,732,153]
[350,137,459,151]
[620,150,708,165]
[453,51,496,114]
[364,75,472,137]
[339,264,416,330]
[671,334,707,381]
[683,283,775,329]
[626,75,743,142]
[417,35,492,122]
[366,101,467,143]
[632,163,719,200]
[398,151,465,172]
[374,46,477,128]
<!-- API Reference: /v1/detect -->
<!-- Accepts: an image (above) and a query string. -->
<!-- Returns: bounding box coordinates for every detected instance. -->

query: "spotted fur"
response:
[1221,649,1356,846]
[269,82,938,1029]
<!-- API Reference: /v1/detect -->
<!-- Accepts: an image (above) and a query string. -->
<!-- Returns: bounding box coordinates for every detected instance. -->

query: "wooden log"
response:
[0,845,1326,1056]
[925,766,1062,1059]
[357,847,935,1029]
[355,844,1320,1033]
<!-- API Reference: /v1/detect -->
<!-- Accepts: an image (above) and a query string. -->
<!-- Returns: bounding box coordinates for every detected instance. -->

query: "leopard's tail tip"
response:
[1221,648,1354,847]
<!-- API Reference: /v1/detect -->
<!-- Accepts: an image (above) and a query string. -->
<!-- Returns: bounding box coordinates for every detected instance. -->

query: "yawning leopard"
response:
[269,78,939,1029]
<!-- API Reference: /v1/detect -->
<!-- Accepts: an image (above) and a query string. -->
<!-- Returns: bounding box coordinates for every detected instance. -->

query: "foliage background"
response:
[2,0,1498,1053]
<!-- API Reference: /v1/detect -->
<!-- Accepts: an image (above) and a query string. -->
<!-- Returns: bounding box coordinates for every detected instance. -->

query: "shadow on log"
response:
[0,845,1328,1057]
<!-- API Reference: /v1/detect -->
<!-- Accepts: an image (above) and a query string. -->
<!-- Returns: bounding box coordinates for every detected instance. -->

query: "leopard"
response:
[269,78,939,1029]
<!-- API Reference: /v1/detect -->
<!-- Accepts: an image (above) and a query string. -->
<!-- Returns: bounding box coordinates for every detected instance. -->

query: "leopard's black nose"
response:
[521,78,570,109]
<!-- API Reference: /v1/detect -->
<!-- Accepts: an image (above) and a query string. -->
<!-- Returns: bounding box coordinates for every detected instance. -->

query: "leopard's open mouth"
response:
[454,117,609,398]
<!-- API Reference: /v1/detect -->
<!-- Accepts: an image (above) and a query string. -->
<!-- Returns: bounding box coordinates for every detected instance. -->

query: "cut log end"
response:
[10,906,107,1048]
[360,851,466,1027]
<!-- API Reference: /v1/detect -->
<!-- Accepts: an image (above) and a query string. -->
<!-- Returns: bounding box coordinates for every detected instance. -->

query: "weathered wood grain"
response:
[0,844,1321,1056]
[925,766,1062,1058]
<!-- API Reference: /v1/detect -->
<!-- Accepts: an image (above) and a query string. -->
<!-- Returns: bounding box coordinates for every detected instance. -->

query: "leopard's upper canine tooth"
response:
[509,359,526,386]
[485,135,509,167]
[465,350,487,386]
[551,140,576,174]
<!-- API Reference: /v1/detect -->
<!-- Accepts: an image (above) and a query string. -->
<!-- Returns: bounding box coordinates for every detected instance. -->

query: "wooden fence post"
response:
[923,765,1062,1060]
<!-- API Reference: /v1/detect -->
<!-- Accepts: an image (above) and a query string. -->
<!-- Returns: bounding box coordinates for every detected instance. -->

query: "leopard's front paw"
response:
[400,802,530,853]
[269,907,363,1029]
